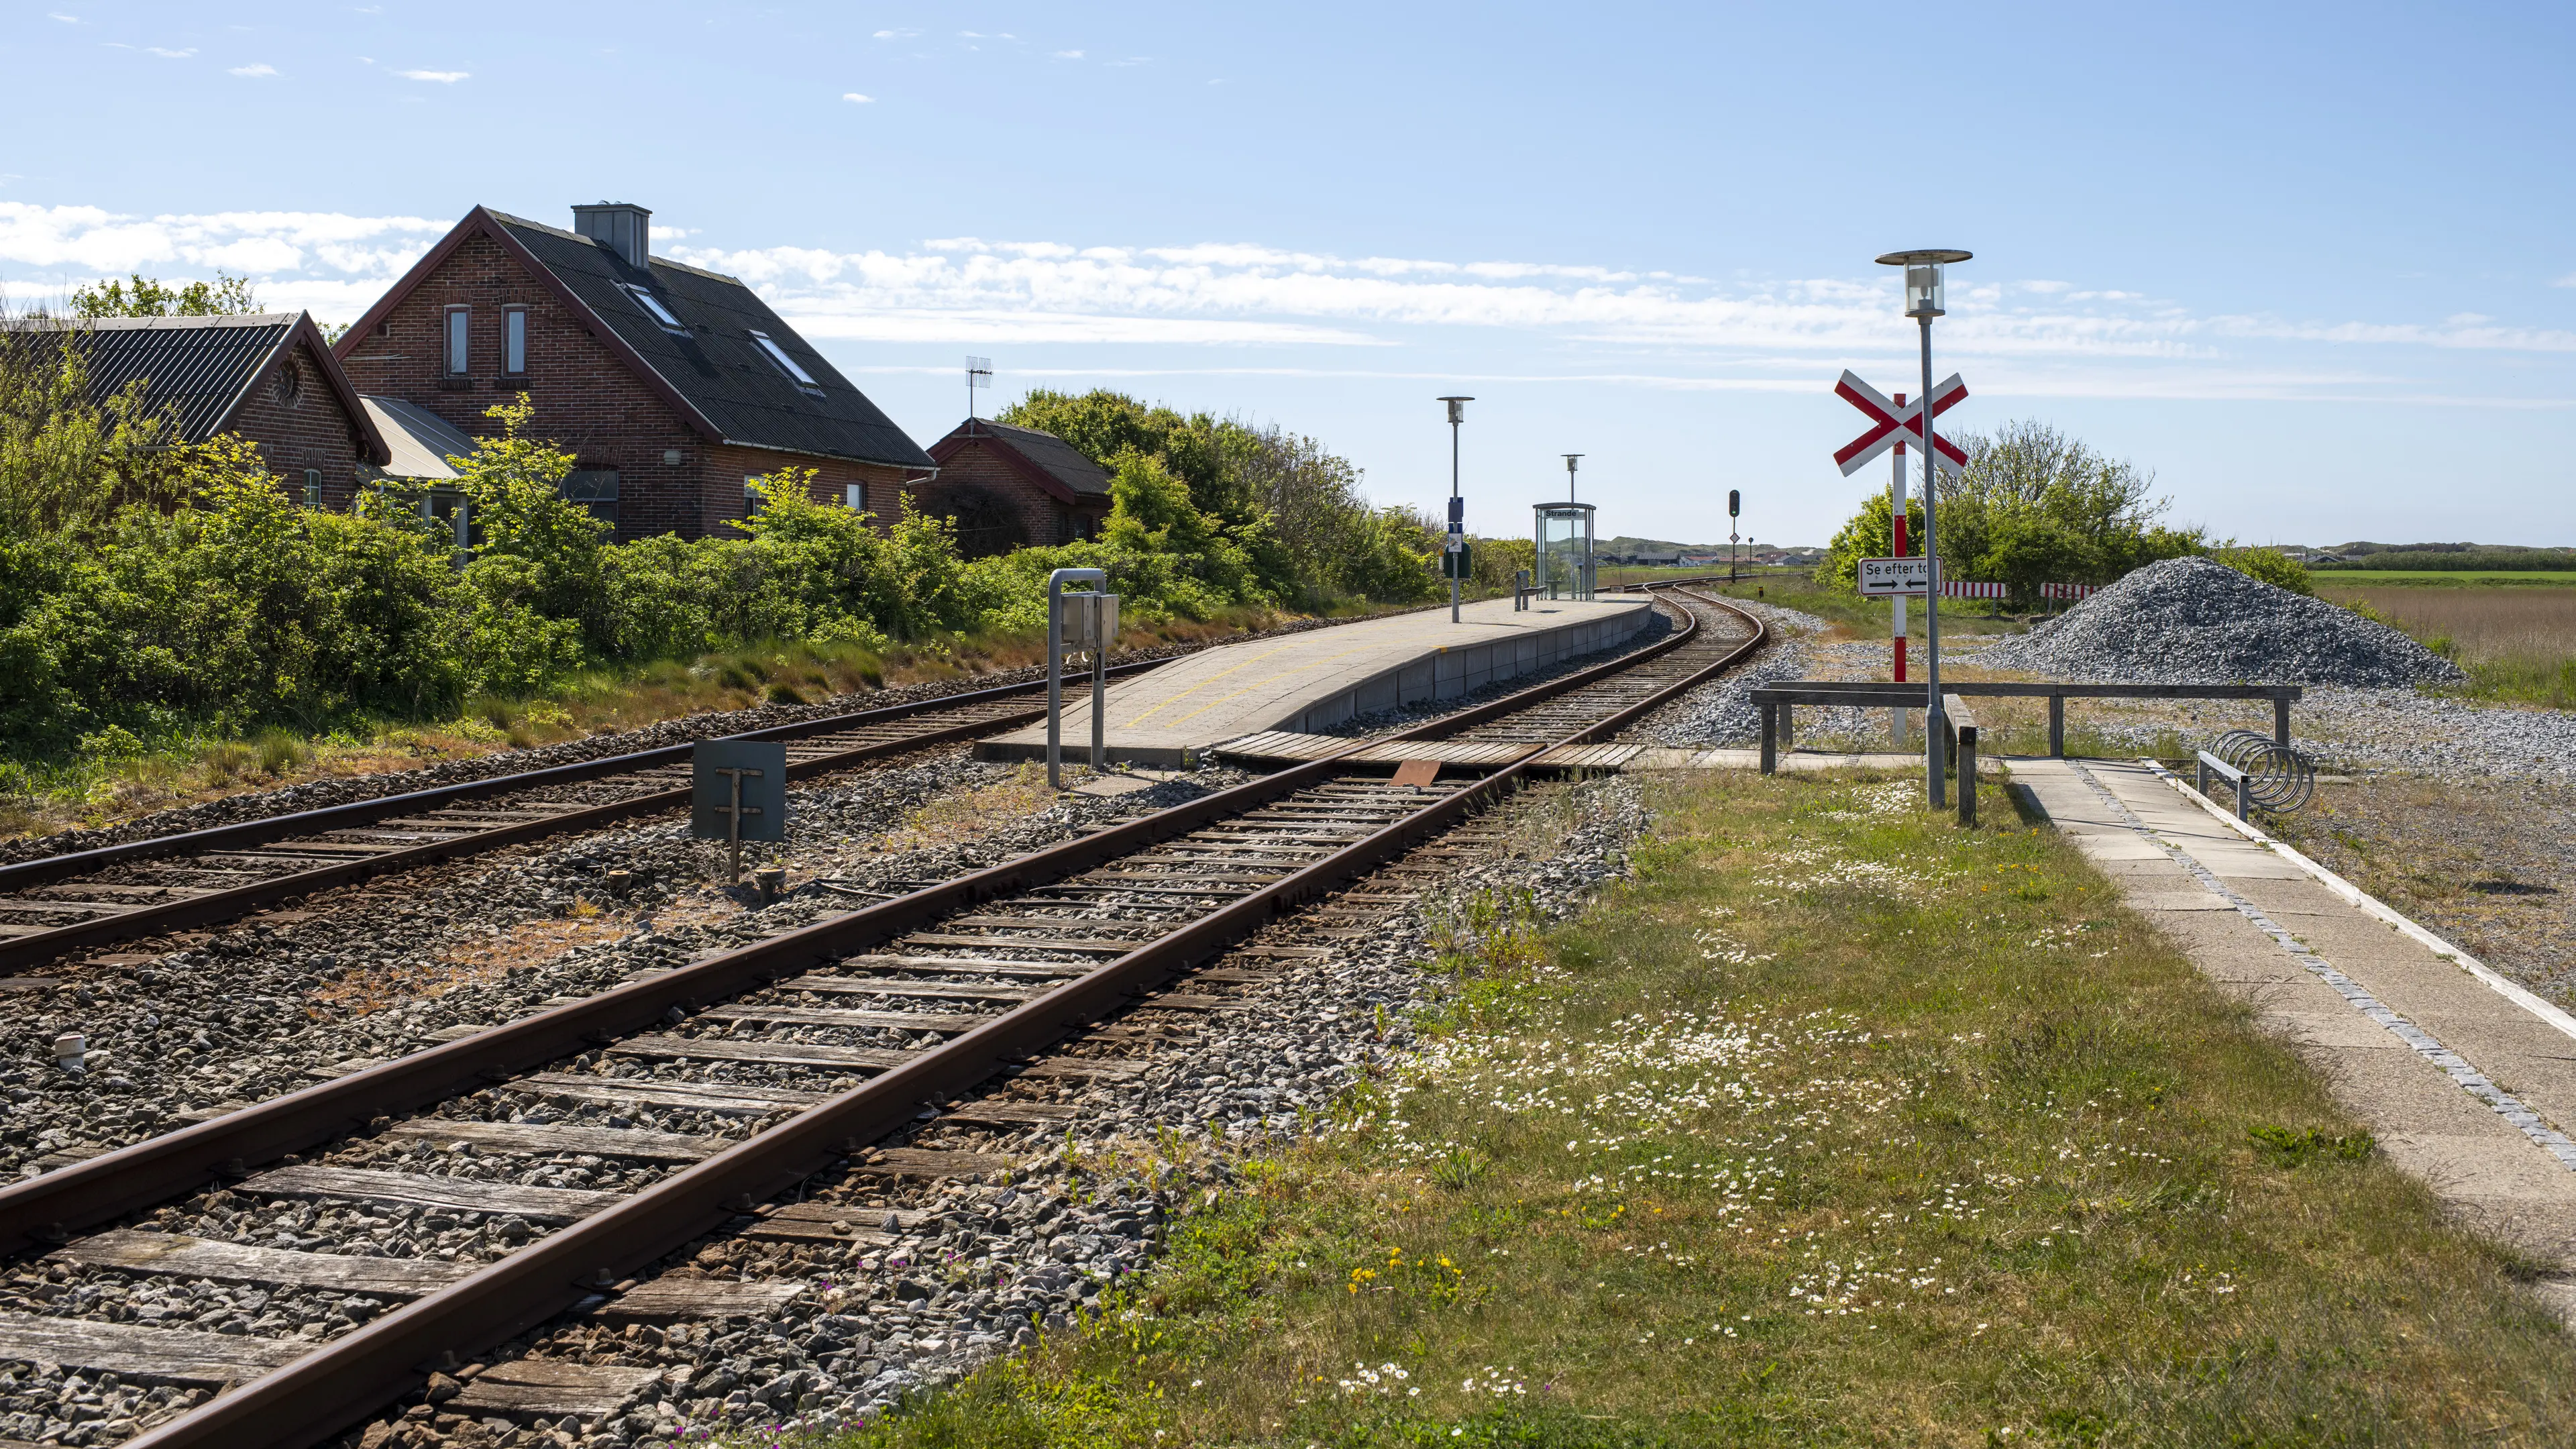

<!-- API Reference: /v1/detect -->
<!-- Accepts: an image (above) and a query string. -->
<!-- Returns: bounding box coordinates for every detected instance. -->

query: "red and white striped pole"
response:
[1890,394,1909,747]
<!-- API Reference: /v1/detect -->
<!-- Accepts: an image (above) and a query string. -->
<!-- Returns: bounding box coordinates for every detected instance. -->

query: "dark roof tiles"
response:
[484,211,933,472]
[2,312,386,462]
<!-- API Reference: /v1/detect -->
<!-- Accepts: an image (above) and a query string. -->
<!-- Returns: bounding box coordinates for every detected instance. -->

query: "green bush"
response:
[2212,545,2314,595]
[0,372,1434,769]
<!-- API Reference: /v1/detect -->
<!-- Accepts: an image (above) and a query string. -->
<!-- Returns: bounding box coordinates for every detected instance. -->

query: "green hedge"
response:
[0,392,1430,758]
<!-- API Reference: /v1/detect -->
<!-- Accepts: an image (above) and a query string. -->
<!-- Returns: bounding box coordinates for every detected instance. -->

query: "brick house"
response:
[334,203,934,541]
[918,418,1114,556]
[5,312,389,506]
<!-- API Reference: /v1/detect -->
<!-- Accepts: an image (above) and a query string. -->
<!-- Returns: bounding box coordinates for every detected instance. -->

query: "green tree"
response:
[1823,421,2200,602]
[0,325,186,538]
[68,272,261,318]
[447,395,605,691]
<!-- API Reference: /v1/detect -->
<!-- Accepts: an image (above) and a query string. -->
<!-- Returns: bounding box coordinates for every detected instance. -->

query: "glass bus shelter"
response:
[1533,501,1597,601]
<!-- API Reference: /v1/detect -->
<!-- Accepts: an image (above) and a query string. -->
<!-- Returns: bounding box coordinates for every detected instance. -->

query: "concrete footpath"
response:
[2012,757,2576,1294]
[977,596,1652,766]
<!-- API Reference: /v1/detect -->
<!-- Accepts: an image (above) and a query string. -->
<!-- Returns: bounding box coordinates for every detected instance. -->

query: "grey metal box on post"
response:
[693,739,787,883]
[1046,568,1118,789]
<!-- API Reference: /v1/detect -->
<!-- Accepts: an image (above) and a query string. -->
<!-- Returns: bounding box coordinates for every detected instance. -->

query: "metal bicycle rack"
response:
[2197,728,2316,816]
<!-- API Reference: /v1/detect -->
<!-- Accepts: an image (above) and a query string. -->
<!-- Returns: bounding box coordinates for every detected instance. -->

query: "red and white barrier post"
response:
[1890,394,1908,746]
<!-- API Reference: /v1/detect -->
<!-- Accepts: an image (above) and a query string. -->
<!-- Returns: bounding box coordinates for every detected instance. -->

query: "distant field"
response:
[2320,581,2576,706]
[2316,570,2576,586]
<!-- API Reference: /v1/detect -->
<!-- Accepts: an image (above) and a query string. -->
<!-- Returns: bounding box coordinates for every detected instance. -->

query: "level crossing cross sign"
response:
[1833,369,1969,476]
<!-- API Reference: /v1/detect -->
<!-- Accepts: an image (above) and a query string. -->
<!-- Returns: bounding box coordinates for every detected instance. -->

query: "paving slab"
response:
[2010,755,2576,1273]
[977,596,1655,767]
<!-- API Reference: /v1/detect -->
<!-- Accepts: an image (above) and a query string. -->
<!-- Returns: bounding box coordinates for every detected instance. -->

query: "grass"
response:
[0,605,1371,842]
[2314,581,2576,708]
[795,769,2576,1448]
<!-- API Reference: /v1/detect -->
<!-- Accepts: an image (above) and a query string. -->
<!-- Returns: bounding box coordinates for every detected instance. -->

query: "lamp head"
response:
[1438,394,1473,425]
[1876,248,1972,318]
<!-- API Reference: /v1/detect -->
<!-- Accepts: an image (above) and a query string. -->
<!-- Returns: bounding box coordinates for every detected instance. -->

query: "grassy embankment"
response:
[806,769,2576,1448]
[0,603,1397,841]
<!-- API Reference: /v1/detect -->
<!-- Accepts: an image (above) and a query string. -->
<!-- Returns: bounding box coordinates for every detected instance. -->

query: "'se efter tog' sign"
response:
[1857,556,1934,596]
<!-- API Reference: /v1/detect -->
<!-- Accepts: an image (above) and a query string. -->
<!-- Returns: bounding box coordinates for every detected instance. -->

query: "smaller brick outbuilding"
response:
[918,418,1114,556]
[2,311,388,506]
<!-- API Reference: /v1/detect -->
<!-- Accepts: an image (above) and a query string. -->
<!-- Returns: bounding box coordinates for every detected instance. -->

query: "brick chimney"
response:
[570,202,651,270]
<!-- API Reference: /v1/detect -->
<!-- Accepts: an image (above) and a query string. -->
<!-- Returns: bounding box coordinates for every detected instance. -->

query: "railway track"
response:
[0,664,1183,976]
[0,586,1763,1449]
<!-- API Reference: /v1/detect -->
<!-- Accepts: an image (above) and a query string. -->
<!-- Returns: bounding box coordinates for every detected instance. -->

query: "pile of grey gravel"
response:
[1978,556,2464,688]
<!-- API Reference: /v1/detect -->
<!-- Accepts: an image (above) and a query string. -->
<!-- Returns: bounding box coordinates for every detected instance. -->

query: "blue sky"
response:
[8,1,2576,548]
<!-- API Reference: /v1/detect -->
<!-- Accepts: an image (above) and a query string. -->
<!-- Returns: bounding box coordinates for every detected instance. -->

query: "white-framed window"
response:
[444,306,470,374]
[745,475,763,517]
[503,307,527,374]
[843,483,863,511]
[749,329,821,389]
[623,284,686,333]
[303,469,321,508]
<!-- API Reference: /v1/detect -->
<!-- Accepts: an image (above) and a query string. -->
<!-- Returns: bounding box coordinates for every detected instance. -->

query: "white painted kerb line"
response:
[2063,760,2576,1172]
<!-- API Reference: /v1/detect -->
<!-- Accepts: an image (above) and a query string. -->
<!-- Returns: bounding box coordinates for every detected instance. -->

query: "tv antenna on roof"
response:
[967,356,992,431]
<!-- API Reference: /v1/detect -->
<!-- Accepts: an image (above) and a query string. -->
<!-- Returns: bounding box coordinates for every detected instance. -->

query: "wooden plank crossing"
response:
[598,1279,808,1323]
[860,1147,1017,1178]
[514,1073,824,1116]
[608,1034,910,1071]
[377,1118,730,1163]
[932,1099,1081,1127]
[0,1309,311,1385]
[696,1004,990,1032]
[778,977,1041,1003]
[237,1165,621,1223]
[48,1230,473,1297]
[448,1360,665,1417]
[837,954,1093,977]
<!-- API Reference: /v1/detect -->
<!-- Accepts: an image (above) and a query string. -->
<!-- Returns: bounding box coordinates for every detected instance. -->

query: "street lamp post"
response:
[1440,396,1473,623]
[1875,248,1971,808]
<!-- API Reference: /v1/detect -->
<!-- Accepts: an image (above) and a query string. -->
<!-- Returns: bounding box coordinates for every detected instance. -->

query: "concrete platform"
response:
[975,596,1654,767]
[2012,756,2576,1275]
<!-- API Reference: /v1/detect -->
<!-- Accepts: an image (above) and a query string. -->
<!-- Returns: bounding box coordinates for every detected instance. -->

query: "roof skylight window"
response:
[750,329,822,389]
[622,284,685,333]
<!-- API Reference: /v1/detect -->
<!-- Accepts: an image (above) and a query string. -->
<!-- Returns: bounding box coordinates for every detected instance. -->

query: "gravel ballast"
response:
[1978,556,2465,688]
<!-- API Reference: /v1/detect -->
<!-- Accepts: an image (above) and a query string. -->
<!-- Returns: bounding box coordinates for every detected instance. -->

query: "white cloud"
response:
[1052,49,1083,59]
[6,200,2567,405]
[842,92,873,103]
[872,28,916,39]
[0,202,446,282]
[396,68,468,82]
[146,46,196,58]
[2553,272,2576,288]
[49,11,78,21]
[229,62,275,76]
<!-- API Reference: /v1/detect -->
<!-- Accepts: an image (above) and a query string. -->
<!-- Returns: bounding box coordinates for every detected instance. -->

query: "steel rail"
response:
[53,587,1759,1449]
[0,660,1174,972]
[0,591,1719,1254]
